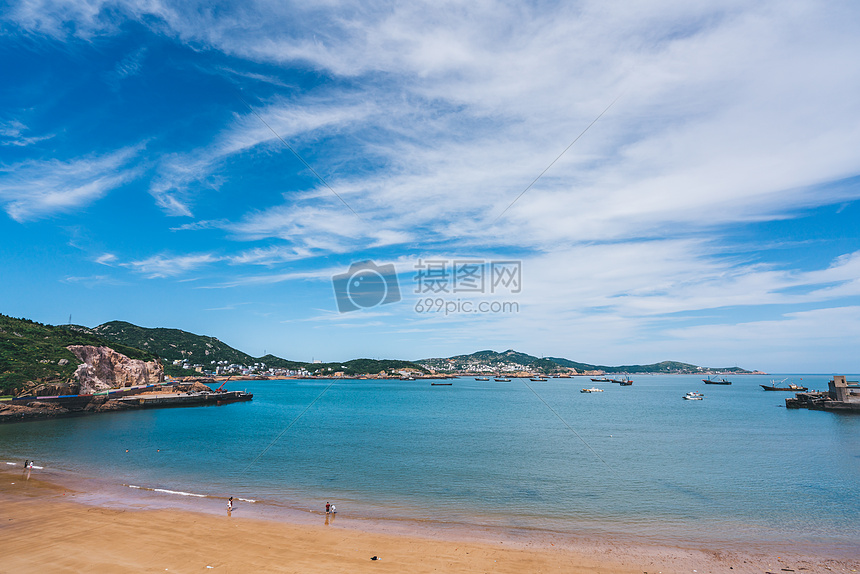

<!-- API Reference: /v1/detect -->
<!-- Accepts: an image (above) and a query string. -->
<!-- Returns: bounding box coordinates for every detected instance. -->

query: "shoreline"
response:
[3,467,857,574]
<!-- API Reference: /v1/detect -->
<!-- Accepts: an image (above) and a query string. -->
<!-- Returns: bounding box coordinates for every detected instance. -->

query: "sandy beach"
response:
[2,468,856,574]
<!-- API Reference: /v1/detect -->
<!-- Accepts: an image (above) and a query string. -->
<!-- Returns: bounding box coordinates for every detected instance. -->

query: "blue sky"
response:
[2,0,859,372]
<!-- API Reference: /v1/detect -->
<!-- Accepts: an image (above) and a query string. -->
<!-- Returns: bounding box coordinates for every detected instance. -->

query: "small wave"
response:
[152,488,207,498]
[123,484,207,498]
[122,484,255,501]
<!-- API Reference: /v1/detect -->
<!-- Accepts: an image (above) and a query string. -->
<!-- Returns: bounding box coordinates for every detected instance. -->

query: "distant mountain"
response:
[419,349,752,374]
[0,314,156,395]
[91,321,255,365]
[418,349,567,374]
[545,358,715,374]
[304,359,429,376]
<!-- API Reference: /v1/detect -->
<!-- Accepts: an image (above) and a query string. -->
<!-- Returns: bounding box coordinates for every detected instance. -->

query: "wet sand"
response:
[1,468,856,574]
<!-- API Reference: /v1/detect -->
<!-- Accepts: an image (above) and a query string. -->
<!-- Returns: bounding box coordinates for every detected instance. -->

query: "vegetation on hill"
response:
[420,349,571,374]
[91,321,255,365]
[0,314,156,395]
[304,359,429,376]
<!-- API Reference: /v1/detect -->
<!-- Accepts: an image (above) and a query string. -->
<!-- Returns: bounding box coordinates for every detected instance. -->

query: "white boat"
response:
[580,387,604,393]
[683,391,704,400]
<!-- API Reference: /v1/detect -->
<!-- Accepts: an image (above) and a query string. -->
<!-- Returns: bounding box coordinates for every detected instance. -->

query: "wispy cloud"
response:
[0,147,141,221]
[0,120,54,147]
[95,253,118,266]
[61,274,127,287]
[122,252,223,278]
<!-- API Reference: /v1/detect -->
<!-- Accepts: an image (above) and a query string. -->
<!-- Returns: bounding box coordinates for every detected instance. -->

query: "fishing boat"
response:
[530,377,548,382]
[591,377,610,382]
[760,379,807,391]
[431,382,453,386]
[580,387,604,393]
[703,376,732,385]
[610,376,633,385]
[475,377,490,381]
[683,391,704,400]
[494,378,512,382]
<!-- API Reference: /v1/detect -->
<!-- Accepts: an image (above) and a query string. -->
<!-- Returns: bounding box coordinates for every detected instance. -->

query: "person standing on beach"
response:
[227,497,233,513]
[325,501,330,514]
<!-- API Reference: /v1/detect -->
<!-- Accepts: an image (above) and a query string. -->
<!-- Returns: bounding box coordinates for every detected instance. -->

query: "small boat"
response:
[591,378,610,382]
[580,387,604,393]
[610,376,633,385]
[431,382,453,386]
[494,378,512,382]
[530,377,548,382]
[760,379,807,392]
[475,377,490,381]
[683,391,704,400]
[703,376,732,385]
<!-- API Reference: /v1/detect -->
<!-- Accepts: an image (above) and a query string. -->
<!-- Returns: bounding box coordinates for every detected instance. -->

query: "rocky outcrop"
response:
[174,381,214,393]
[0,401,70,421]
[66,345,163,395]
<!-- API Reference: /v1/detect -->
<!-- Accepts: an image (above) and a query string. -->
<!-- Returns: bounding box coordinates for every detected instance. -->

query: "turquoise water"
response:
[2,375,858,552]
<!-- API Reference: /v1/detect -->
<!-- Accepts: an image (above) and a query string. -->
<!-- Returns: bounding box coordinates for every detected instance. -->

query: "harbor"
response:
[785,375,860,412]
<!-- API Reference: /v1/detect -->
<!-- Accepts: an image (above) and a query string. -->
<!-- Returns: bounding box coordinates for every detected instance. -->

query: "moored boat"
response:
[494,378,511,382]
[760,379,807,391]
[703,376,732,385]
[683,391,704,400]
[475,377,490,381]
[580,387,604,393]
[591,377,610,382]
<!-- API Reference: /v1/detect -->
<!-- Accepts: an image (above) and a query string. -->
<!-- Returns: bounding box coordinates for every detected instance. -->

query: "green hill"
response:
[91,321,255,365]
[544,357,708,373]
[0,314,156,395]
[304,359,429,376]
[419,349,569,374]
[420,350,752,374]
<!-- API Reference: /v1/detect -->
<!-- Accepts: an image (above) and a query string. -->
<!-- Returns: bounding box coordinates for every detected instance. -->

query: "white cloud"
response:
[12,0,856,252]
[0,147,140,221]
[122,252,223,278]
[0,120,54,147]
[95,253,117,265]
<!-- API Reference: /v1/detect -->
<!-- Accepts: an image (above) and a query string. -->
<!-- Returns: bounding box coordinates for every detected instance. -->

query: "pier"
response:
[115,390,253,408]
[785,376,860,412]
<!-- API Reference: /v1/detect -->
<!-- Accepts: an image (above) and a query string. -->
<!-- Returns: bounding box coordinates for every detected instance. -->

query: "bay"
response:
[2,374,858,553]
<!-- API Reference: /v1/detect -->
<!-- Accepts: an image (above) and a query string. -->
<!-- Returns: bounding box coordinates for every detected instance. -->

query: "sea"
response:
[2,374,858,556]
